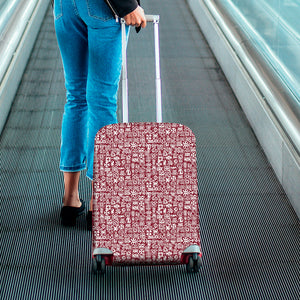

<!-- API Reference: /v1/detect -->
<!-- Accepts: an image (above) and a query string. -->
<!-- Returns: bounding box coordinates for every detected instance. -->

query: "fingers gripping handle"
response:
[121,15,162,123]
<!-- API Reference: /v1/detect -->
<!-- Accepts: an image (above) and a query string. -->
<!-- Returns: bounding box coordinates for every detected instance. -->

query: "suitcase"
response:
[92,15,202,273]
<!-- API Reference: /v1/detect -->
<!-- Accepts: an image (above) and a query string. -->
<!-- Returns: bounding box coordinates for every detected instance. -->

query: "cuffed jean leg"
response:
[54,2,89,173]
[54,0,129,179]
[85,24,125,180]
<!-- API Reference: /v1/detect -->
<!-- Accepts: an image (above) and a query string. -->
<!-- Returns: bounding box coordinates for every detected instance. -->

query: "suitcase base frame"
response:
[92,245,202,274]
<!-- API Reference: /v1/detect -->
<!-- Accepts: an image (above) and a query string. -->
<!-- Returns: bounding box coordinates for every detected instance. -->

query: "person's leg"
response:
[63,172,81,207]
[73,0,128,228]
[86,24,129,218]
[54,0,89,207]
[84,16,127,229]
[85,23,123,181]
[61,171,85,226]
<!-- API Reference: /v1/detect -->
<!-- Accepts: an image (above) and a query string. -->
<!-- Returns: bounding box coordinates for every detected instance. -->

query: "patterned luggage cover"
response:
[93,122,201,265]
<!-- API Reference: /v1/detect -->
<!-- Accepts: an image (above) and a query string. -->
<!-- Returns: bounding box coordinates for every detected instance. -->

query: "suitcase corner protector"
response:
[93,248,113,257]
[182,245,201,254]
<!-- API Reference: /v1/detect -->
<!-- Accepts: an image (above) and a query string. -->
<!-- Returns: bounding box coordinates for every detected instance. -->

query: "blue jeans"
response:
[54,0,128,180]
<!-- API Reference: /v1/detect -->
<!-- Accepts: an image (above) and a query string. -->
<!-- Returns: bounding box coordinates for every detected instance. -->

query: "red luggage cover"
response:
[93,122,201,265]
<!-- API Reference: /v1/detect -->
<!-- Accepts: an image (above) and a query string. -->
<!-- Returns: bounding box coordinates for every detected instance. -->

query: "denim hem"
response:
[60,164,86,173]
[86,172,93,181]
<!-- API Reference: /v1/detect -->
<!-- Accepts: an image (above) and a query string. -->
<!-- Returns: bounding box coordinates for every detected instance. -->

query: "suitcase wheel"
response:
[186,253,202,273]
[92,255,106,274]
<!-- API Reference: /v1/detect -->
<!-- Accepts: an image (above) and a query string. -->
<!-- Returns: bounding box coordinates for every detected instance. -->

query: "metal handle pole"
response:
[121,15,162,123]
[121,19,129,123]
[153,18,162,123]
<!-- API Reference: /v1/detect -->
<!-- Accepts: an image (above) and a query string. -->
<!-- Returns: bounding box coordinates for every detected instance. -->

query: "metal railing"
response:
[203,0,300,156]
[0,0,49,134]
[187,0,300,218]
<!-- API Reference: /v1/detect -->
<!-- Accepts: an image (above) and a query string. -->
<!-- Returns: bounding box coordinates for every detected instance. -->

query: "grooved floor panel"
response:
[1,1,299,299]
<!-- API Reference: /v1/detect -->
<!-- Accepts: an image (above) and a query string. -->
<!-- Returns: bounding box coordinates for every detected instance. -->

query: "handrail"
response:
[0,0,39,84]
[0,0,49,135]
[202,0,300,155]
[0,0,22,34]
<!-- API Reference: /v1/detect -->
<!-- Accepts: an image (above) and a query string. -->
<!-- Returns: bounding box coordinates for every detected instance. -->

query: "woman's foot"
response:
[61,199,85,226]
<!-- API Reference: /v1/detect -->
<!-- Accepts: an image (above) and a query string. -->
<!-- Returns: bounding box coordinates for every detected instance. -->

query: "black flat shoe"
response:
[87,210,92,231]
[61,200,85,226]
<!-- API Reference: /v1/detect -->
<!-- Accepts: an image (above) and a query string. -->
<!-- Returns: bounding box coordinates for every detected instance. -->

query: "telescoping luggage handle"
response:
[121,15,162,123]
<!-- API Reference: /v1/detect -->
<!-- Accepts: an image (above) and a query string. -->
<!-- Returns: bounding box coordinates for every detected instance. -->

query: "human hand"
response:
[123,6,147,28]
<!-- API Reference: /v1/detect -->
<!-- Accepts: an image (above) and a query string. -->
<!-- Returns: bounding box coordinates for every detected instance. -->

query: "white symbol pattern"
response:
[93,123,201,265]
